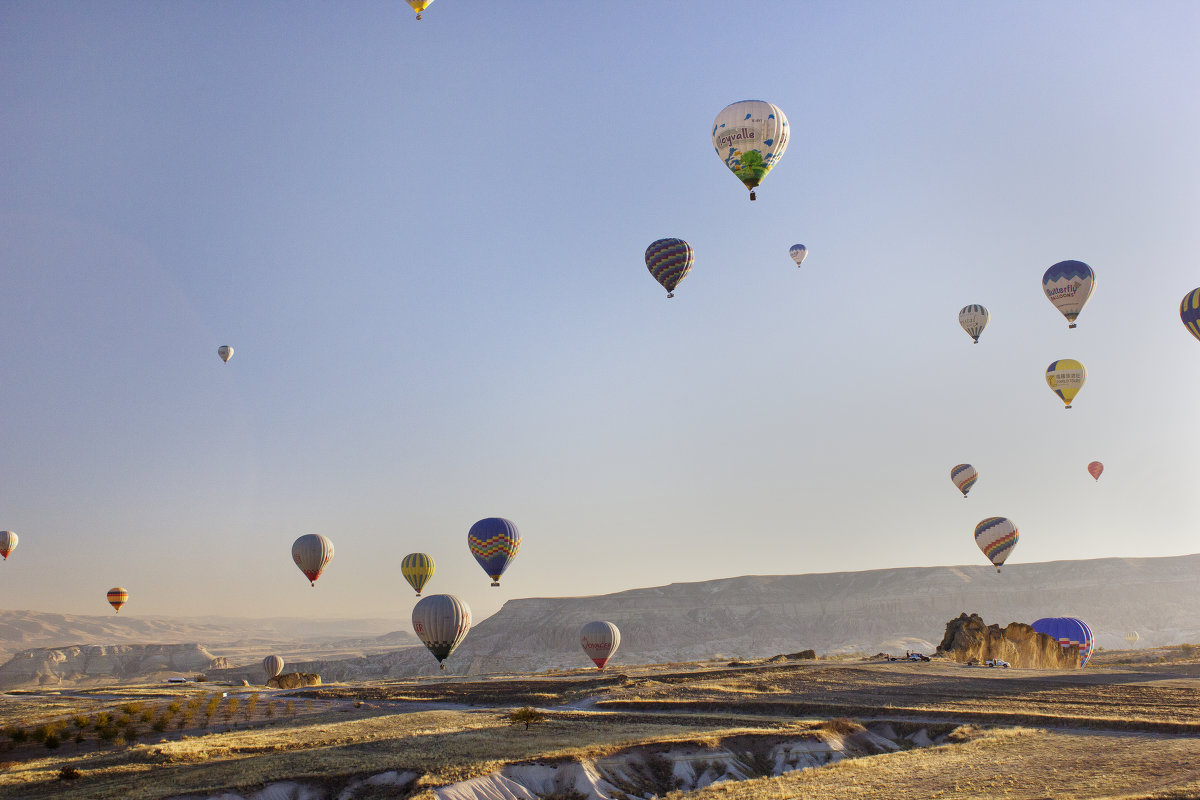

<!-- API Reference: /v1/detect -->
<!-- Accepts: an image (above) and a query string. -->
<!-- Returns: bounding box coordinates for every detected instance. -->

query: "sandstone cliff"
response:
[0,644,226,689]
[935,613,1080,668]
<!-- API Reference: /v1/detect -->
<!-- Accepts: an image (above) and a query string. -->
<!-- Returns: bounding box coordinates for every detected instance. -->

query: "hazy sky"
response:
[2,2,1199,625]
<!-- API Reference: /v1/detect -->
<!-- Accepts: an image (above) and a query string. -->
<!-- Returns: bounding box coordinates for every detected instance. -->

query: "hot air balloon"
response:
[217,345,234,363]
[412,594,471,670]
[1125,631,1140,646]
[467,518,521,587]
[958,305,989,344]
[0,530,17,561]
[712,100,789,201]
[1042,260,1095,328]
[1180,288,1200,342]
[1032,617,1094,667]
[580,621,621,669]
[645,238,694,298]
[107,587,129,613]
[292,534,334,586]
[951,464,978,498]
[789,244,808,267]
[262,655,284,681]
[406,0,434,19]
[1087,461,1104,481]
[1045,359,1086,409]
[974,517,1017,572]
[401,553,436,596]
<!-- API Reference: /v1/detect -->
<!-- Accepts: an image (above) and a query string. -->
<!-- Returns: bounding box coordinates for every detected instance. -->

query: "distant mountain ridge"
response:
[3,554,1196,684]
[0,612,412,661]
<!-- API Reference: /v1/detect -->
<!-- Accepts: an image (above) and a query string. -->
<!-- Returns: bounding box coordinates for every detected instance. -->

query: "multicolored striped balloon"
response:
[467,517,521,587]
[958,304,989,344]
[1045,359,1086,408]
[645,238,694,298]
[712,100,790,200]
[107,587,129,613]
[401,552,436,596]
[974,517,1018,572]
[1032,617,1094,667]
[1180,288,1200,342]
[412,594,472,669]
[951,464,978,498]
[1042,260,1096,328]
[1087,461,1104,481]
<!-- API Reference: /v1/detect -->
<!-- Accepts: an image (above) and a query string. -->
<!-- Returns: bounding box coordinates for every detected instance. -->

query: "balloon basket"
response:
[749,191,756,201]
[1068,323,1077,328]
[491,581,500,587]
[439,663,445,670]
[666,292,674,298]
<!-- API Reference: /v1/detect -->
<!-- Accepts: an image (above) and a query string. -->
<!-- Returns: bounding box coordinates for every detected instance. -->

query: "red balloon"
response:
[1087,461,1104,481]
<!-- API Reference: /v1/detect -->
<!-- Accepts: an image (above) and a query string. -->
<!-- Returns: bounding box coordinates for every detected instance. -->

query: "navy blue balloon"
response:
[1032,617,1094,667]
[467,517,522,587]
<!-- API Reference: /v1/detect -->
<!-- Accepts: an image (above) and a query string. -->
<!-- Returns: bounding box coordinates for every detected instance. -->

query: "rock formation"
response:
[0,643,226,689]
[267,672,322,689]
[936,613,1080,668]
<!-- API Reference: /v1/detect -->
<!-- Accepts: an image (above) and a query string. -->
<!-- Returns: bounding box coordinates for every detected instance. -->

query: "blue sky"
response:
[2,1,1199,623]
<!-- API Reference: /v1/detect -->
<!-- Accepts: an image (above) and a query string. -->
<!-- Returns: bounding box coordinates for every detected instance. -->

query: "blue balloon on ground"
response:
[1032,617,1095,667]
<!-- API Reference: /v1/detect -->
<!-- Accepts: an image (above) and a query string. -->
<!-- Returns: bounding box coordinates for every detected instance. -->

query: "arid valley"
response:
[3,645,1200,799]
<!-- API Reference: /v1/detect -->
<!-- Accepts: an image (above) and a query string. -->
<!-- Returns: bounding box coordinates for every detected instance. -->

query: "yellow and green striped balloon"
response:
[1181,288,1200,343]
[401,553,436,596]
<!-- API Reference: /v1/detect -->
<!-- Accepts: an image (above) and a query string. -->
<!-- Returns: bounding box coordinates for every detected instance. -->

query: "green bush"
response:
[58,766,81,781]
[507,707,547,730]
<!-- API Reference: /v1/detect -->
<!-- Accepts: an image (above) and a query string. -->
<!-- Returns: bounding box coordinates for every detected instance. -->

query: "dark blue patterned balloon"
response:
[645,238,694,298]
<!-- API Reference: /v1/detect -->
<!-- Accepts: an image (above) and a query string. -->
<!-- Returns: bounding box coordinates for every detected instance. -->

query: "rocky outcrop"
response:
[267,672,322,689]
[0,643,226,688]
[936,613,1080,668]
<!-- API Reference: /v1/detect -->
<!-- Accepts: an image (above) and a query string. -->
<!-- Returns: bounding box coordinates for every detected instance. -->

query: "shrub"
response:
[507,707,547,730]
[97,726,117,744]
[1181,644,1196,658]
[72,715,90,731]
[43,734,61,749]
[58,766,81,781]
[151,718,168,733]
[8,728,26,744]
[140,709,154,723]
[193,674,207,682]
[819,718,863,736]
[93,713,110,730]
[120,703,142,716]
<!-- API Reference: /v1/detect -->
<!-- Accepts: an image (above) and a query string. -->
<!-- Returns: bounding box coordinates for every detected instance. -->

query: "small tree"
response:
[244,694,259,722]
[223,697,239,726]
[507,707,547,731]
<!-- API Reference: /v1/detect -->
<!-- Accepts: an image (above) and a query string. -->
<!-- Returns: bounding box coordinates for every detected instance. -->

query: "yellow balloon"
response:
[401,553,436,596]
[406,0,434,19]
[1045,359,1086,408]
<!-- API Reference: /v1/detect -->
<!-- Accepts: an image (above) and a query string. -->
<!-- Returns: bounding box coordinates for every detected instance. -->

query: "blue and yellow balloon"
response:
[1181,288,1200,342]
[467,517,521,587]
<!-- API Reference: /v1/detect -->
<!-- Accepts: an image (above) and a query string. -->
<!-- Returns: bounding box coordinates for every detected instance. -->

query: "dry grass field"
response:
[2,648,1200,799]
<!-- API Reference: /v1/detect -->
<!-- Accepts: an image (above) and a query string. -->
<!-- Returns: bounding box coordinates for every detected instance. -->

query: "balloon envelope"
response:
[292,534,334,586]
[412,594,471,669]
[1180,288,1200,343]
[645,238,694,298]
[789,244,807,267]
[580,620,621,669]
[405,0,433,18]
[401,552,436,596]
[467,518,521,586]
[974,517,1017,571]
[712,100,789,199]
[0,530,17,561]
[1045,359,1086,408]
[1042,260,1095,328]
[1087,461,1104,481]
[217,345,233,363]
[107,587,129,613]
[951,464,977,498]
[1032,617,1094,667]
[958,304,988,343]
[1125,631,1140,646]
[262,655,284,680]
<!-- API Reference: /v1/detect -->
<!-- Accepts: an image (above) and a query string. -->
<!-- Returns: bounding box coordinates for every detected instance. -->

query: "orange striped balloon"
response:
[106,587,129,613]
